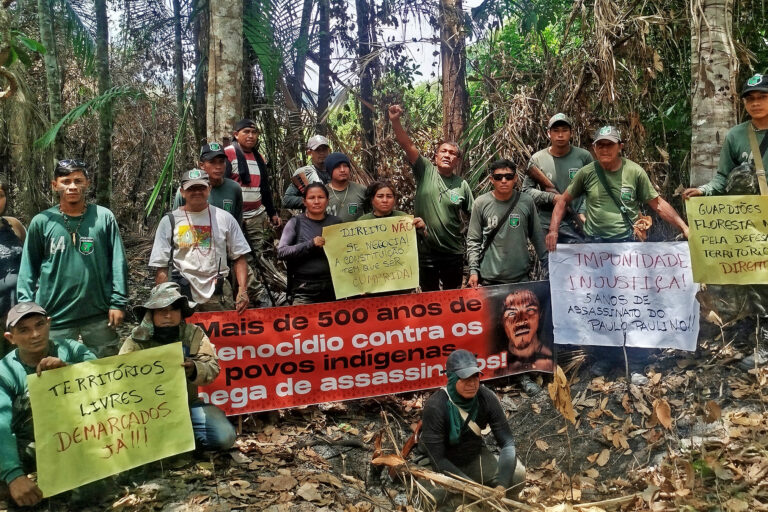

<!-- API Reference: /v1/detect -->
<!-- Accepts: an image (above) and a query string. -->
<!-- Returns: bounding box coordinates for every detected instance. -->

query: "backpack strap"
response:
[747,126,768,196]
[442,387,489,436]
[593,163,635,239]
[166,211,175,272]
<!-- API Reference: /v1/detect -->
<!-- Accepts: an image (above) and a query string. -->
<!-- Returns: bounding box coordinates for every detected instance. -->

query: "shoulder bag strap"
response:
[166,211,175,271]
[232,142,252,186]
[442,388,484,436]
[747,126,768,196]
[478,191,522,261]
[593,163,635,236]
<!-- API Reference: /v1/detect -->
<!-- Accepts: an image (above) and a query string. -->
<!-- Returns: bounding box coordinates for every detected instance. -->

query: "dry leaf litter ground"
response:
[2,241,768,512]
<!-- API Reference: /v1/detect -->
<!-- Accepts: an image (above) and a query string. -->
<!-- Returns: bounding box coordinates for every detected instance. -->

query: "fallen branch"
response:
[573,493,641,509]
[372,454,542,512]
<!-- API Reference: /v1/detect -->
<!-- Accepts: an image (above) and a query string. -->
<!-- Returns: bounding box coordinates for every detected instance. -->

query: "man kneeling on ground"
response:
[1,302,96,508]
[120,282,236,451]
[414,350,525,506]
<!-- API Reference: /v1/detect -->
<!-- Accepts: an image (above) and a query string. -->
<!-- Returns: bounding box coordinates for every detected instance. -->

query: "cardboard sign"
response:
[194,283,554,415]
[686,196,768,284]
[549,242,699,350]
[323,216,419,299]
[28,343,194,496]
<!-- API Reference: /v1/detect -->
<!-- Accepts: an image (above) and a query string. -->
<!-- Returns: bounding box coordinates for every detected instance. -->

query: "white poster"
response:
[549,242,699,350]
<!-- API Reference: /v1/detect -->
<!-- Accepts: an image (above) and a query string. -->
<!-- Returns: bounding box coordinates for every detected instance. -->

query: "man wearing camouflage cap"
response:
[282,135,332,210]
[1,302,96,507]
[547,125,689,376]
[149,170,251,313]
[174,143,244,223]
[120,282,235,451]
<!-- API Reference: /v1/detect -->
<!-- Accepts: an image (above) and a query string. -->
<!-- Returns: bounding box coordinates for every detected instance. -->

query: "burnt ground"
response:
[2,237,768,511]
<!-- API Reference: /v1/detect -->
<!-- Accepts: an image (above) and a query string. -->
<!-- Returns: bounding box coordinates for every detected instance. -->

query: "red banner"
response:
[192,282,554,415]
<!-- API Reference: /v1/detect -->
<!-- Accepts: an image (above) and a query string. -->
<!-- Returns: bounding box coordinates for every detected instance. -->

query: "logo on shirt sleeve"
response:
[78,237,95,255]
[569,168,579,180]
[508,214,520,228]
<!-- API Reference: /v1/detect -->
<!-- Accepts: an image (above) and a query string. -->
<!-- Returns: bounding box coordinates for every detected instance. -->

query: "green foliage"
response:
[2,30,45,67]
[144,97,192,219]
[54,0,97,74]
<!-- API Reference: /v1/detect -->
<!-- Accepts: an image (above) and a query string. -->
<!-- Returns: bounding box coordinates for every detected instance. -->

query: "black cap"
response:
[233,119,257,132]
[6,302,47,330]
[741,74,768,98]
[200,143,226,161]
[325,152,351,174]
[445,349,483,379]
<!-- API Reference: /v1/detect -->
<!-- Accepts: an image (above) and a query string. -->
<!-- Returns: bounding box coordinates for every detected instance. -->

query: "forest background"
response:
[0,0,766,236]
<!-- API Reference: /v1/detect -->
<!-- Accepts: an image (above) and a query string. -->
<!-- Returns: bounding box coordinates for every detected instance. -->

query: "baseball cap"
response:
[307,135,330,150]
[445,349,483,379]
[741,74,768,98]
[547,113,573,129]
[200,143,225,161]
[180,169,210,190]
[233,119,258,132]
[6,302,47,330]
[593,125,622,144]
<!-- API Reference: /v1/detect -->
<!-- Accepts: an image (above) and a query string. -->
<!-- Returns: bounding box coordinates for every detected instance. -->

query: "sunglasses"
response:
[492,173,517,181]
[56,159,88,170]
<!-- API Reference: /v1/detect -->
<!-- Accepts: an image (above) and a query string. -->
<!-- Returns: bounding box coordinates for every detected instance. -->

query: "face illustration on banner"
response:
[502,290,541,359]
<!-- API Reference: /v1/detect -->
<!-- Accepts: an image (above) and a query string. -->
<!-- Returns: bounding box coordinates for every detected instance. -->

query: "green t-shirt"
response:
[412,156,474,254]
[17,205,129,329]
[358,210,408,220]
[173,179,243,223]
[522,146,593,233]
[327,182,367,222]
[699,121,768,196]
[567,158,658,240]
[466,191,547,283]
[0,339,95,484]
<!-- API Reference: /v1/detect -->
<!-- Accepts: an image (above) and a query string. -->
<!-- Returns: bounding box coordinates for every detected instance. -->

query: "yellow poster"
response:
[687,196,768,284]
[323,216,419,298]
[28,343,195,497]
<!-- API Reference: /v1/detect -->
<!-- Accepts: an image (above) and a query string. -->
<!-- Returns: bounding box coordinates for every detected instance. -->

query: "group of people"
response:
[1,71,766,508]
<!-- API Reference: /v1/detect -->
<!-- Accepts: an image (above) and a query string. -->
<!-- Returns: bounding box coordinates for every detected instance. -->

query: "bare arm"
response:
[388,105,419,165]
[546,191,573,252]
[233,256,249,314]
[647,197,689,238]
[155,267,169,285]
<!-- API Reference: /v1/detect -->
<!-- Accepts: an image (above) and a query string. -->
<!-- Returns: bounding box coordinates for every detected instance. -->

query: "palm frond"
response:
[53,0,97,74]
[34,86,146,148]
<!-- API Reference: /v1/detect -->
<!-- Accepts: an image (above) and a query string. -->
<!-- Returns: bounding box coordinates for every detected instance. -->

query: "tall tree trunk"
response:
[292,0,313,106]
[316,0,331,136]
[207,0,243,143]
[356,0,376,177]
[439,0,468,169]
[37,0,63,158]
[690,0,738,186]
[192,0,208,146]
[94,0,112,207]
[172,0,184,119]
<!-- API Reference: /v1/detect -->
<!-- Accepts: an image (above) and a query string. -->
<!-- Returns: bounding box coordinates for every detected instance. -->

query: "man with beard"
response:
[501,289,552,372]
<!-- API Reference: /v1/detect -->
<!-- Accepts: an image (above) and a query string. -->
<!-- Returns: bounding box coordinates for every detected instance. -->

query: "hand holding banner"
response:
[323,216,419,298]
[28,343,194,497]
[686,196,768,284]
[549,242,699,350]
